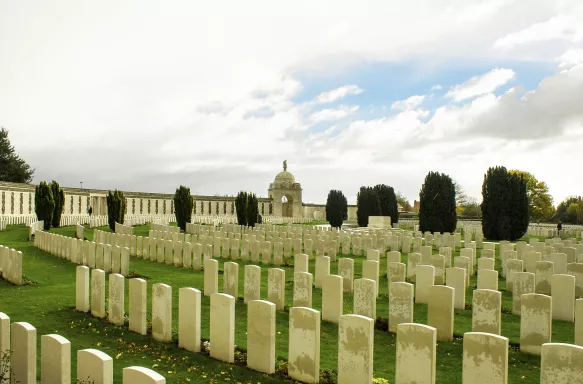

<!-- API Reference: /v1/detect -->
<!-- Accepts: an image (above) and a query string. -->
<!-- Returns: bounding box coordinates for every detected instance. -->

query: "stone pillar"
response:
[520,293,552,355]
[288,307,320,384]
[389,282,414,333]
[77,349,113,384]
[338,258,354,293]
[129,278,147,335]
[41,334,71,384]
[179,287,201,353]
[11,322,37,384]
[204,259,219,296]
[247,300,276,374]
[552,274,575,322]
[223,262,239,299]
[122,367,165,384]
[540,343,583,383]
[472,289,501,335]
[415,265,435,304]
[338,314,374,384]
[396,323,436,384]
[243,265,261,303]
[76,265,90,312]
[427,285,454,341]
[315,256,330,289]
[512,272,535,315]
[152,283,172,342]
[462,332,508,384]
[353,278,377,319]
[322,275,343,323]
[91,269,106,318]
[210,293,235,363]
[108,273,125,326]
[293,272,313,307]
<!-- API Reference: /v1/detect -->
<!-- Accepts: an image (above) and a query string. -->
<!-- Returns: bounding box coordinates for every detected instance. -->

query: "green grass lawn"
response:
[0,224,575,383]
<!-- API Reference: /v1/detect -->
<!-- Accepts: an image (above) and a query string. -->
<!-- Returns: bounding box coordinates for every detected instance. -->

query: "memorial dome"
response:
[274,170,295,184]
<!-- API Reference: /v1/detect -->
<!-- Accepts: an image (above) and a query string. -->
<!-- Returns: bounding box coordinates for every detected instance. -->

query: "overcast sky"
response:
[1,0,582,205]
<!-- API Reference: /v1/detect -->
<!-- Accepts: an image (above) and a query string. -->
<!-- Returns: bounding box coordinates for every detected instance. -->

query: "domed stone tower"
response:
[268,160,303,217]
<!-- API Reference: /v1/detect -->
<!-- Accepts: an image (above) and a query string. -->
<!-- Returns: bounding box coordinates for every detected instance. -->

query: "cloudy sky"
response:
[1,0,582,205]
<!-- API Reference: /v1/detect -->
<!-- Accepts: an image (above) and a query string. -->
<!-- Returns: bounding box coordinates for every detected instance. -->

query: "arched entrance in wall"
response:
[282,195,293,217]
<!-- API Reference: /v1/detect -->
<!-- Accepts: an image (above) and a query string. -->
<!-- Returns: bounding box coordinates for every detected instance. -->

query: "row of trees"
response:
[235,191,260,227]
[553,196,583,224]
[354,184,400,227]
[34,181,64,230]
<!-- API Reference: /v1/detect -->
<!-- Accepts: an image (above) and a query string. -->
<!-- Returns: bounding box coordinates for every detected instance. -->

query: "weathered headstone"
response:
[129,278,147,335]
[477,269,499,291]
[204,259,219,296]
[267,268,285,310]
[244,265,261,303]
[210,293,235,363]
[108,273,125,326]
[91,269,106,318]
[551,274,575,322]
[472,289,501,335]
[288,307,320,384]
[152,283,172,342]
[338,258,354,293]
[76,266,90,313]
[179,287,201,353]
[293,272,313,307]
[540,343,583,383]
[41,334,71,384]
[462,332,508,384]
[11,322,36,384]
[77,349,112,384]
[520,293,552,355]
[396,323,436,384]
[322,275,343,323]
[315,256,330,289]
[427,285,454,341]
[415,265,435,304]
[388,282,414,333]
[512,272,535,315]
[353,278,377,319]
[247,300,276,374]
[338,315,374,383]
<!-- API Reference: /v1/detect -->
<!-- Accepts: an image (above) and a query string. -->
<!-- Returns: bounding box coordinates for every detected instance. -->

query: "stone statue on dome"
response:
[283,160,287,171]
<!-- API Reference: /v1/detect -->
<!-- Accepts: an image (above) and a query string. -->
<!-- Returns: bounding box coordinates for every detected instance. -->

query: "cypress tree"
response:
[34,181,55,230]
[0,127,35,183]
[246,193,258,227]
[326,190,348,228]
[356,186,381,227]
[235,191,248,226]
[106,190,126,231]
[481,166,529,240]
[50,180,65,228]
[374,184,399,224]
[419,171,457,233]
[173,185,193,231]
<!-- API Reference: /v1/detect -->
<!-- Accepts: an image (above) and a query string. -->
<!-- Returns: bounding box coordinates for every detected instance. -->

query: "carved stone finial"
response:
[283,160,287,171]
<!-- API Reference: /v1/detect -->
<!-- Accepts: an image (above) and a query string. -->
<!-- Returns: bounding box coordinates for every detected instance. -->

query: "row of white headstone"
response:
[0,312,166,384]
[0,245,22,285]
[74,265,583,384]
[34,231,130,276]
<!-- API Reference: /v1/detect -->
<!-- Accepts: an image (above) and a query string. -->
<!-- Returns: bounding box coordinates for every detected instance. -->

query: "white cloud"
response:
[493,15,583,51]
[555,48,583,68]
[1,0,583,206]
[315,85,363,104]
[431,85,443,91]
[310,105,359,122]
[445,68,516,102]
[391,95,425,111]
